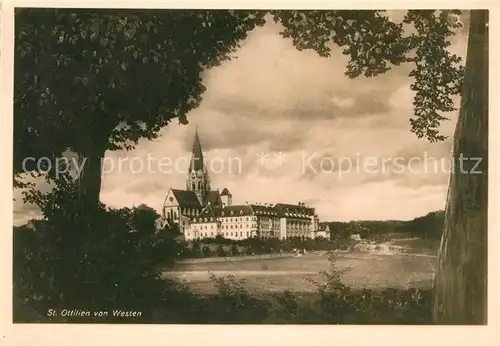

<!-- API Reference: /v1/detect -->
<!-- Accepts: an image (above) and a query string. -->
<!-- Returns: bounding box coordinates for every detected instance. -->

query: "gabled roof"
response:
[204,190,221,206]
[220,188,232,197]
[217,205,254,218]
[249,204,279,217]
[170,189,202,209]
[199,203,317,219]
[192,204,218,224]
[274,203,315,219]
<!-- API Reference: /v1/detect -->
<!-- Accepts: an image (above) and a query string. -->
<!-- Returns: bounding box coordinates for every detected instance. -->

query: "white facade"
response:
[185,221,219,240]
[186,203,319,241]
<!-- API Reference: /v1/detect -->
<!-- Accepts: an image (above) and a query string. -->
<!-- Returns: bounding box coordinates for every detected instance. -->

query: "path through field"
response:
[162,252,437,294]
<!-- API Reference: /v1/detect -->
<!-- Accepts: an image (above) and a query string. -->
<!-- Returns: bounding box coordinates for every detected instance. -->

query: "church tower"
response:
[220,188,232,207]
[186,127,210,206]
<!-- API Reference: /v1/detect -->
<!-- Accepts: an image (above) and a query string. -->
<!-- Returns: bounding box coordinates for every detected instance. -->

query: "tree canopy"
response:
[14,9,266,176]
[130,203,160,235]
[272,10,464,142]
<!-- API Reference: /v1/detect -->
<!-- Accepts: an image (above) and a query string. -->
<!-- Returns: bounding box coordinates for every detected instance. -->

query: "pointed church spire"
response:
[186,126,211,206]
[190,126,204,172]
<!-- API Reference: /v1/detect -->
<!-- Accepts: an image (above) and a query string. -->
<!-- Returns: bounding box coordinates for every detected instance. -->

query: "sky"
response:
[13,11,469,225]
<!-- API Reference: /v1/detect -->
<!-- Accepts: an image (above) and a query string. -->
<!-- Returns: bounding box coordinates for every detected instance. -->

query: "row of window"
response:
[192,216,258,223]
[186,231,251,238]
[221,210,246,217]
[221,223,257,229]
[190,216,313,225]
[189,180,205,191]
[193,224,216,230]
[192,218,280,225]
[287,220,311,226]
[169,209,316,224]
[186,231,281,239]
[220,216,255,222]
[166,209,179,220]
[166,208,204,220]
[220,231,249,238]
[192,223,282,231]
[187,221,313,233]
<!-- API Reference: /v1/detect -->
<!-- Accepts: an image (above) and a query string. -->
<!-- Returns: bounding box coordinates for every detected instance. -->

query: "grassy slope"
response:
[166,252,437,294]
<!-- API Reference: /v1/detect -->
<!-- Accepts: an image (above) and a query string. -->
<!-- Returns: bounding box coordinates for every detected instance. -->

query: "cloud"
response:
[13,14,469,223]
[13,189,41,225]
[13,201,40,225]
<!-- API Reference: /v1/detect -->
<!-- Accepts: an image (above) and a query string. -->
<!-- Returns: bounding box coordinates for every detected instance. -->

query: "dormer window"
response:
[221,212,225,216]
[240,210,243,215]
[231,211,234,216]
[204,218,207,222]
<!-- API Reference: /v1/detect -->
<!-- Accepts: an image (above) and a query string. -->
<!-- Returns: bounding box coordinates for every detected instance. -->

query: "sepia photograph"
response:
[8,4,491,330]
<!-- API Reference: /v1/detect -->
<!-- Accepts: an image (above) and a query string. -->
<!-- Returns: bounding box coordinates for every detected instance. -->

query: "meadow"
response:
[165,250,437,294]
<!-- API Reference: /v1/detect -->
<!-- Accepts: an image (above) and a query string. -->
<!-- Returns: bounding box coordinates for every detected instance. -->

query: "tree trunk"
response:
[432,10,488,325]
[76,143,106,217]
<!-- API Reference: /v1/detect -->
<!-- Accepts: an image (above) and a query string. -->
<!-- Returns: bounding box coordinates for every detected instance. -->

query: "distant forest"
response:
[327,210,445,241]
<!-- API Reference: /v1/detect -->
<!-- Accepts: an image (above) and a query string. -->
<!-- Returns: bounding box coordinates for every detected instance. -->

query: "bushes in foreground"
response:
[168,252,432,324]
[13,183,432,324]
[157,264,432,324]
[192,287,431,324]
[14,240,433,324]
[16,273,432,324]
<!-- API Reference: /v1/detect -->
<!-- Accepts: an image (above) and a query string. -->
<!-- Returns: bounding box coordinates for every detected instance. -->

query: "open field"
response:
[163,251,437,294]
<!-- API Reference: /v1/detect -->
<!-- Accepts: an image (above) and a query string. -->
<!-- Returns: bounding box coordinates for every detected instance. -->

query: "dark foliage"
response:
[327,210,445,240]
[13,176,181,322]
[14,9,267,176]
[216,245,228,257]
[130,204,160,236]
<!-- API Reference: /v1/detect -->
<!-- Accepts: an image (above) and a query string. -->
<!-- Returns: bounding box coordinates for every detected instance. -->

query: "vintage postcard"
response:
[2,1,499,345]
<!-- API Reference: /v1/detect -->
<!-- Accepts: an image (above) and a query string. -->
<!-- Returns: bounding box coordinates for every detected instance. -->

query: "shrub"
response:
[331,239,358,251]
[190,241,203,258]
[205,273,270,323]
[13,181,178,323]
[195,252,433,324]
[216,245,227,257]
[230,243,240,256]
[202,246,213,257]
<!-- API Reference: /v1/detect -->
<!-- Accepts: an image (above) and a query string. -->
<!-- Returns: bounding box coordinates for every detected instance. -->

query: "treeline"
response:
[327,210,445,241]
[174,236,343,260]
